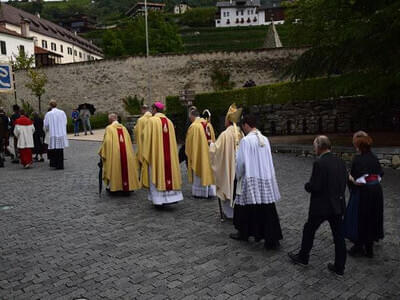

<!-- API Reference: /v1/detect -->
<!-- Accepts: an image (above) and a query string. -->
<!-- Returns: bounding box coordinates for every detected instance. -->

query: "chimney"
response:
[20,18,30,38]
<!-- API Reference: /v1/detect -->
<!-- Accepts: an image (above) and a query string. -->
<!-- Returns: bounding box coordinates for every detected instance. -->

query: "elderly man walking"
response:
[44,100,68,170]
[288,136,348,275]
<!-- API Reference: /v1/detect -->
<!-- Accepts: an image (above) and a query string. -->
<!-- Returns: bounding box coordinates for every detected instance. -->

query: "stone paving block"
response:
[0,141,398,299]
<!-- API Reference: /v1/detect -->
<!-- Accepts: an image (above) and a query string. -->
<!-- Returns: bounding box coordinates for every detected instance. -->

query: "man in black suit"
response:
[288,135,347,275]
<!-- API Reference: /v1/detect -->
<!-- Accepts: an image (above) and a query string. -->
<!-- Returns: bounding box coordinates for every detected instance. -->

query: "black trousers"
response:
[299,214,347,271]
[49,149,64,169]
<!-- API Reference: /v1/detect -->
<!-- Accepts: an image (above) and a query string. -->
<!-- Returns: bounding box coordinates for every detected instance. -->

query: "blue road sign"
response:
[0,63,14,93]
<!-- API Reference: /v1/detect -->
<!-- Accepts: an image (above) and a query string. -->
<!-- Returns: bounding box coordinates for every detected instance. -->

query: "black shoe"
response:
[12,159,19,164]
[327,263,344,276]
[229,232,248,242]
[265,241,280,250]
[348,245,365,257]
[288,252,308,266]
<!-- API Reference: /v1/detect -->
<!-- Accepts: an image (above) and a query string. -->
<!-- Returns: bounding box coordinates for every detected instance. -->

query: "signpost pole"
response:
[13,72,17,104]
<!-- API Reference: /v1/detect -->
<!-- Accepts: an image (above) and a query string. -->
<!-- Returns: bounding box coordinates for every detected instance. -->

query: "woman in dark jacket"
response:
[346,134,384,258]
[32,112,45,162]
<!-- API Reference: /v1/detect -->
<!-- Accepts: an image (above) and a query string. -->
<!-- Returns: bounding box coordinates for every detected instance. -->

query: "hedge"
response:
[167,72,399,116]
[166,72,400,140]
[67,113,109,133]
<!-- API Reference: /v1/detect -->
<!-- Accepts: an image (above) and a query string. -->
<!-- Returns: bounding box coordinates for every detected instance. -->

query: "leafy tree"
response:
[284,0,400,97]
[210,65,235,91]
[25,70,48,114]
[102,12,183,57]
[11,48,35,71]
[178,7,217,27]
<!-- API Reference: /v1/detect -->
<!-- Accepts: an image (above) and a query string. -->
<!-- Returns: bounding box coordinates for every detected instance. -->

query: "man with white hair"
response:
[99,113,140,193]
[288,135,348,275]
[44,100,68,169]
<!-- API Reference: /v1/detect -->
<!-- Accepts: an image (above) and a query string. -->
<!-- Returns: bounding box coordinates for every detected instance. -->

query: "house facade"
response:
[174,4,190,14]
[215,0,285,28]
[126,2,165,18]
[0,26,35,65]
[0,4,103,65]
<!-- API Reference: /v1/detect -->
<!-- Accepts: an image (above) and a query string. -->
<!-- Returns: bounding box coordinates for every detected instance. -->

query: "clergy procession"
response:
[96,101,386,277]
[0,99,386,280]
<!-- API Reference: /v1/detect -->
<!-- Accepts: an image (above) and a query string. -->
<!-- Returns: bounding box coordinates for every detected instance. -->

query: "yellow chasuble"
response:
[134,111,152,163]
[142,113,182,191]
[185,118,215,186]
[209,125,243,203]
[98,122,140,192]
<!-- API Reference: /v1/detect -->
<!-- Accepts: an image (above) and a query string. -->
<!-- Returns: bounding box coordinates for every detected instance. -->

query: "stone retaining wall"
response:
[271,144,400,169]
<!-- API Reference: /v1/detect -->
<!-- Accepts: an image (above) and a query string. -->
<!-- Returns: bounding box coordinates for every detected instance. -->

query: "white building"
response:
[0,26,35,64]
[174,3,190,15]
[215,0,285,28]
[0,3,103,65]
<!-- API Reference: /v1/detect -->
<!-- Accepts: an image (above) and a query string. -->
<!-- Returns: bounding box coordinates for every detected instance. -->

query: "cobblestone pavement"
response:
[1,141,399,300]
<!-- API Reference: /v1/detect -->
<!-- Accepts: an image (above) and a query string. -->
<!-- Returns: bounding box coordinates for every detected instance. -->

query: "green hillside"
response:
[180,25,290,53]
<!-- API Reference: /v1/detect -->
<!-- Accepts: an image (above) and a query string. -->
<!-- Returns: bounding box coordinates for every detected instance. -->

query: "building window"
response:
[19,45,25,55]
[42,40,48,49]
[67,47,72,55]
[227,12,230,17]
[226,19,230,24]
[74,50,77,56]
[236,11,239,16]
[241,10,244,16]
[79,52,82,58]
[51,42,56,51]
[0,41,6,55]
[60,45,64,53]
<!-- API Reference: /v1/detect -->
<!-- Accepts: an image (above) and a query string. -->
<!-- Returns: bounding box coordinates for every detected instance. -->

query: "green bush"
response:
[123,95,144,115]
[178,7,217,27]
[167,73,400,115]
[67,113,109,133]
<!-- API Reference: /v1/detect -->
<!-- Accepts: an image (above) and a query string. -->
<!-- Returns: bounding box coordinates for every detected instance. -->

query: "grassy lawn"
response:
[180,25,291,53]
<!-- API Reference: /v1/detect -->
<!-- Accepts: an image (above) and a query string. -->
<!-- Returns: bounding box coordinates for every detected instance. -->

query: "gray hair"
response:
[189,106,200,117]
[353,130,368,139]
[313,135,331,151]
[108,113,118,122]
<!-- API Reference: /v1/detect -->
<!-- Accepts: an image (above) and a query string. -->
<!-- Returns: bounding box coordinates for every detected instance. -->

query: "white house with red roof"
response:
[0,3,103,65]
[0,25,35,65]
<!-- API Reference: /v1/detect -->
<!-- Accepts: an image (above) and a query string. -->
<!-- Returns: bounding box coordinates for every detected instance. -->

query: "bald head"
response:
[313,135,331,156]
[108,113,118,123]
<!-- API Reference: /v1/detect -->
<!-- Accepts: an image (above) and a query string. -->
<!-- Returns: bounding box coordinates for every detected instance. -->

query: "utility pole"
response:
[144,0,152,102]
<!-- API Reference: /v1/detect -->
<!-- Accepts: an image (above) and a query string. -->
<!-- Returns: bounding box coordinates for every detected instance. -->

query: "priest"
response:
[99,113,140,193]
[44,100,68,170]
[134,104,152,180]
[185,106,216,198]
[230,114,283,249]
[201,109,216,144]
[209,104,243,219]
[142,102,183,206]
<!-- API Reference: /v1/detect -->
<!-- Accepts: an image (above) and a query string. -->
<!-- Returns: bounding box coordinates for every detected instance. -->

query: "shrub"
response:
[123,95,144,115]
[178,7,217,27]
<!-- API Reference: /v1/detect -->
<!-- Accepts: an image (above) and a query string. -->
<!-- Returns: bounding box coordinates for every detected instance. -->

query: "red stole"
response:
[160,117,173,190]
[117,128,129,192]
[201,121,212,142]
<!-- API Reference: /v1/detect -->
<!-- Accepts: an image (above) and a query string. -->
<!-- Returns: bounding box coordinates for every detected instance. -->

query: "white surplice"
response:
[148,167,183,205]
[44,108,69,150]
[235,130,280,206]
[192,173,216,198]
